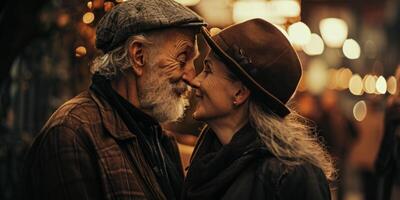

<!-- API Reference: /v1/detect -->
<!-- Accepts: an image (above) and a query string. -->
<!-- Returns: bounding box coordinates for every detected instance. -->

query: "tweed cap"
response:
[96,0,206,53]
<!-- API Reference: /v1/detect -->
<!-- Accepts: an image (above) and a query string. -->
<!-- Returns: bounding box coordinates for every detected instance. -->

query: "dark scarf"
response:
[182,123,270,200]
[90,74,183,200]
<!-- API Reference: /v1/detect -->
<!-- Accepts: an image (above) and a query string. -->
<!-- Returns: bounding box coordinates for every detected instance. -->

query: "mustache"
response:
[171,81,192,96]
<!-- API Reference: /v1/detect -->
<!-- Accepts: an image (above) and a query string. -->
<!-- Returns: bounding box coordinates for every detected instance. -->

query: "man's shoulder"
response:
[43,90,102,131]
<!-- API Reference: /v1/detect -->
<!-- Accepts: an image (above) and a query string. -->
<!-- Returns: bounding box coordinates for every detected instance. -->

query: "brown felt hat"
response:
[201,18,302,117]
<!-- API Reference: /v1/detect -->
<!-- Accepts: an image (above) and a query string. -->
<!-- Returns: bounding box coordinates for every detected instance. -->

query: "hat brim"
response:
[201,27,290,117]
[180,21,208,27]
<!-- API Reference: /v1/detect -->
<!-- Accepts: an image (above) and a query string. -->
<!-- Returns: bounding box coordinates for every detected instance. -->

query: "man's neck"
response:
[111,74,140,108]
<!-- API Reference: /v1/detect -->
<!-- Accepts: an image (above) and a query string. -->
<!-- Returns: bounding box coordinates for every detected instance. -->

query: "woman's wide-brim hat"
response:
[201,18,302,118]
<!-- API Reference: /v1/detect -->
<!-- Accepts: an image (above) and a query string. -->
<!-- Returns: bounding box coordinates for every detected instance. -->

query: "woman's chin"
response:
[192,111,201,120]
[192,110,206,121]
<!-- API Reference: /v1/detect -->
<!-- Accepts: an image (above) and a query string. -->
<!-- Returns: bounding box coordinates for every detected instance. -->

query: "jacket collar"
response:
[89,89,136,140]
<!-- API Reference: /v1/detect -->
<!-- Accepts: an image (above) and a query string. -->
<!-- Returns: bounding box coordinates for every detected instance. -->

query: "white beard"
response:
[138,70,190,123]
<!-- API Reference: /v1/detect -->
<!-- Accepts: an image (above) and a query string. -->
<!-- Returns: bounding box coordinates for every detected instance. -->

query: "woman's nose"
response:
[186,74,201,89]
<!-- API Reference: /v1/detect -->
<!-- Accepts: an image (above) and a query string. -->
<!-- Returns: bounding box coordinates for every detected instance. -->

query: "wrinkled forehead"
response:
[150,27,198,45]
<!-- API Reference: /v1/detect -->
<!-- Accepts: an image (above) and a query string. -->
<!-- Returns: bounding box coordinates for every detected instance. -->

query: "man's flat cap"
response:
[96,0,206,53]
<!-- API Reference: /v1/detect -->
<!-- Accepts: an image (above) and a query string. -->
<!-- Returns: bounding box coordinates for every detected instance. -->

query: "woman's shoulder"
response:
[256,157,326,180]
[255,157,331,199]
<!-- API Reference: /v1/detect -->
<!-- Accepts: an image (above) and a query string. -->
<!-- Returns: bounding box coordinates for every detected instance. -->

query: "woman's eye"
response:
[203,65,212,74]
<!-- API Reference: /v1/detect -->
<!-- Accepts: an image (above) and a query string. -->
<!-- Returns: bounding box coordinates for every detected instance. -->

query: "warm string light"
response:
[387,76,397,95]
[353,100,367,122]
[104,2,115,12]
[82,12,95,24]
[302,33,324,56]
[319,18,348,48]
[349,74,363,95]
[302,66,397,96]
[174,0,201,6]
[288,22,311,47]
[76,0,116,57]
[232,0,301,24]
[75,46,87,57]
[87,1,93,9]
[343,39,361,59]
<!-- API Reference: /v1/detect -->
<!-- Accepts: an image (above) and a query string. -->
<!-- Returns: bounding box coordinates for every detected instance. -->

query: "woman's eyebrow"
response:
[192,50,200,60]
[204,58,211,65]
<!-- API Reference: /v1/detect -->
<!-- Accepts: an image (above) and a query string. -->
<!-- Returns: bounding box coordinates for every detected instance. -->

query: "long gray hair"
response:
[249,100,335,180]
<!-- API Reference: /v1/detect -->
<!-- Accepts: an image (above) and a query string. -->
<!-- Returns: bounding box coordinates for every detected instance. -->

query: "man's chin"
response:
[158,102,188,123]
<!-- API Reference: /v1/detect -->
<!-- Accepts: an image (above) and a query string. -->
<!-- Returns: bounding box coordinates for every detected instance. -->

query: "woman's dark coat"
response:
[182,123,331,200]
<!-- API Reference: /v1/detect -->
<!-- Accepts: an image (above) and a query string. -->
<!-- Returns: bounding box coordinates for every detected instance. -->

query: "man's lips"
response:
[174,86,192,98]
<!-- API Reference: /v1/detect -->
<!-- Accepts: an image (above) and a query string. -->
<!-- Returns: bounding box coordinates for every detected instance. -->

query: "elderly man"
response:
[20,0,205,199]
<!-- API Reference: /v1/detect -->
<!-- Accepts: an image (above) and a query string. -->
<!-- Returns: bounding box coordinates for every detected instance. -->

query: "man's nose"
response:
[182,63,196,85]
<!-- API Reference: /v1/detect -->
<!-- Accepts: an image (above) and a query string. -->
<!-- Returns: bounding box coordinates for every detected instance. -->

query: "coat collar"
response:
[88,89,136,140]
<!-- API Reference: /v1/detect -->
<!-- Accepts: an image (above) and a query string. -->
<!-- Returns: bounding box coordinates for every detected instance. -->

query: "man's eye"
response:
[177,53,187,62]
[177,54,187,67]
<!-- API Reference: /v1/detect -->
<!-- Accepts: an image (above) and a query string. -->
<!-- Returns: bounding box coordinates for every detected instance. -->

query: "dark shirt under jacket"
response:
[182,123,331,200]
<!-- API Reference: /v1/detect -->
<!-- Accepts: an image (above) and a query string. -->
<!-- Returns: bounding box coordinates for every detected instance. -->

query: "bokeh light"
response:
[270,0,301,18]
[363,75,377,94]
[233,0,300,24]
[302,33,325,56]
[353,100,367,122]
[233,1,271,23]
[87,1,93,9]
[319,18,348,48]
[209,27,222,36]
[375,76,387,94]
[174,0,201,6]
[75,46,87,57]
[82,12,95,24]
[337,68,353,90]
[343,39,361,59]
[104,2,114,12]
[327,69,341,90]
[349,74,363,95]
[305,59,328,94]
[288,22,311,46]
[387,76,397,95]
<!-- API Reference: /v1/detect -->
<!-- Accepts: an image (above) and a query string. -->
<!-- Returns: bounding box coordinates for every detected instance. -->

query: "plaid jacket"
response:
[21,90,183,200]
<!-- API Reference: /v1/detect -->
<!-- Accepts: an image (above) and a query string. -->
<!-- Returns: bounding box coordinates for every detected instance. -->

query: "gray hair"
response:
[249,100,336,181]
[90,34,152,80]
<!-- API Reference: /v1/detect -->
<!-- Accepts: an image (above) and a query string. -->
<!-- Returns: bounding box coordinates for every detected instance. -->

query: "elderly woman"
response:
[182,19,335,200]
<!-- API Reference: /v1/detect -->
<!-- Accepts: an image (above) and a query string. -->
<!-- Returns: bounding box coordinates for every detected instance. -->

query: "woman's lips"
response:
[194,91,202,98]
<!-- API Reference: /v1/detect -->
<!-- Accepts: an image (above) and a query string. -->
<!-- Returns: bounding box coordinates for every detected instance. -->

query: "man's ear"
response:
[234,84,251,106]
[129,41,145,76]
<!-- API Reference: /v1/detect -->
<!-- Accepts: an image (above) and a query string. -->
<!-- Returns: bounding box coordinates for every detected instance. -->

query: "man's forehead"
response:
[156,27,198,40]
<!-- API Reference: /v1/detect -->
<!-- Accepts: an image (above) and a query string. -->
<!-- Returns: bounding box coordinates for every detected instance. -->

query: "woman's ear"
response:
[233,84,251,106]
[129,41,145,76]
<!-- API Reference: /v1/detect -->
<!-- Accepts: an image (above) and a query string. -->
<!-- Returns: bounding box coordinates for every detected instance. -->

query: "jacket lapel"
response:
[89,90,166,200]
